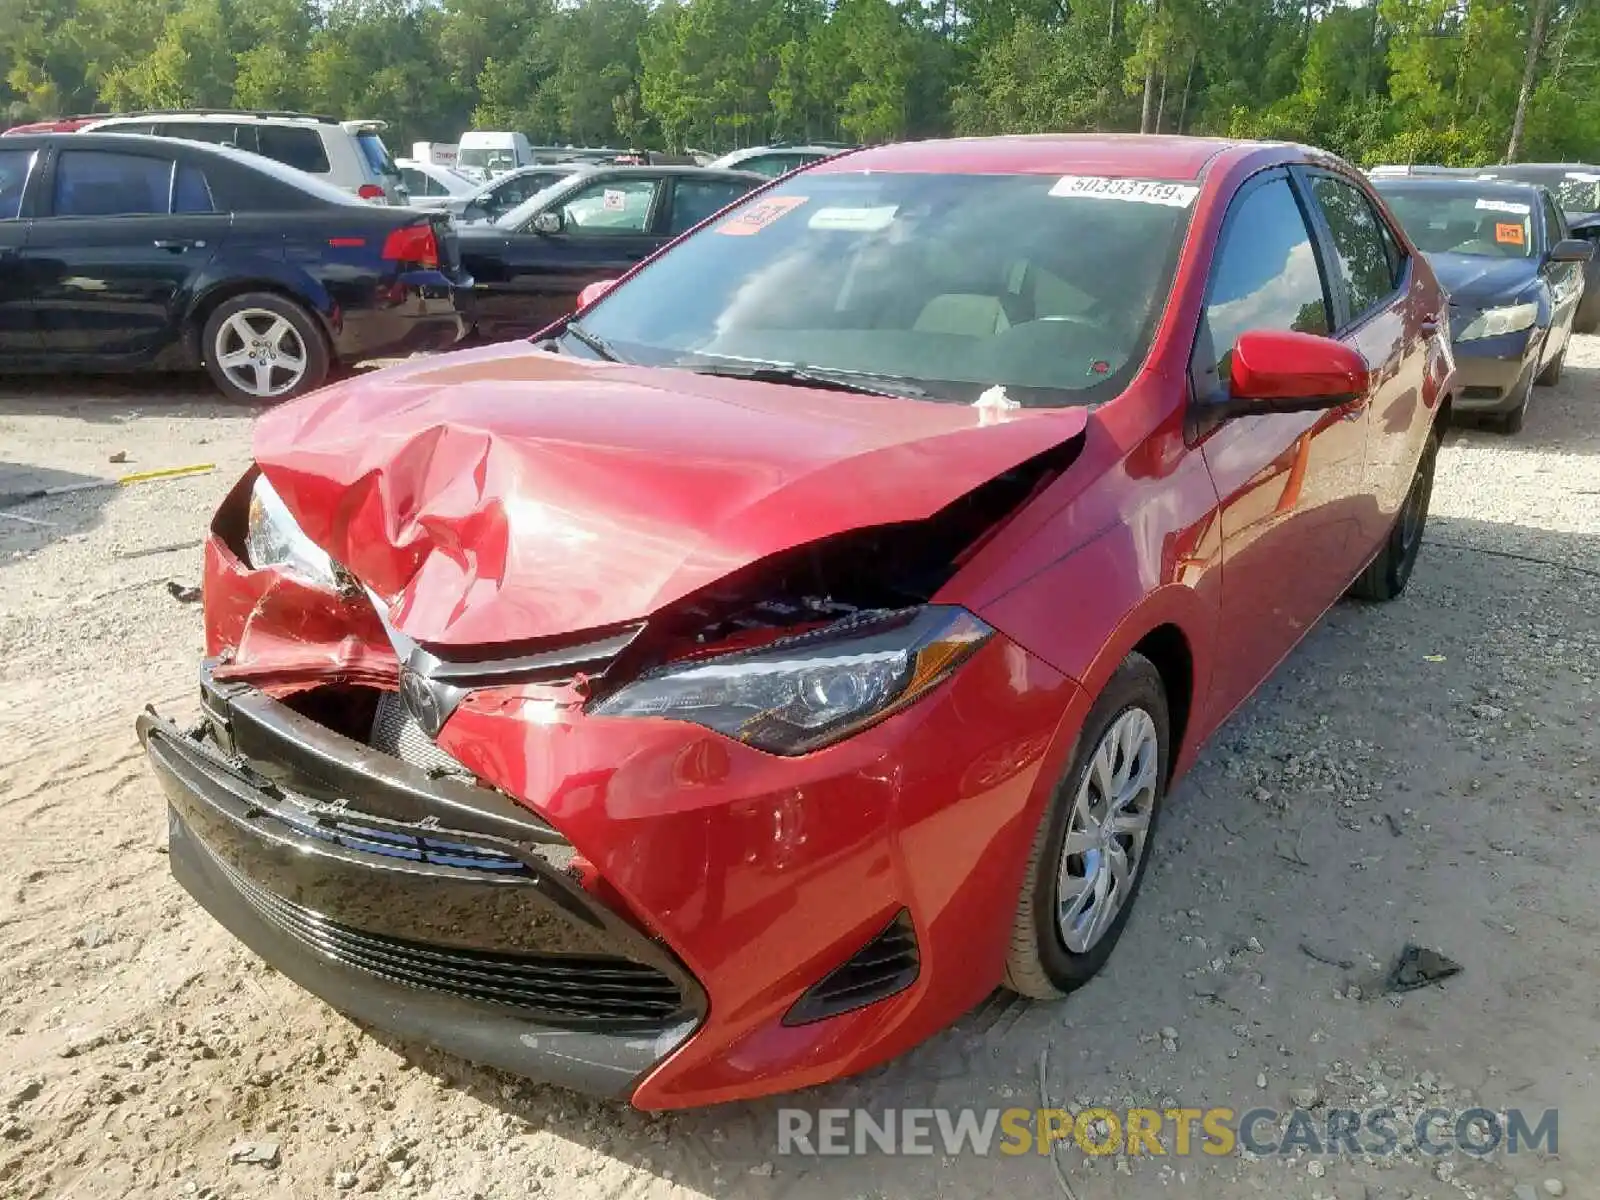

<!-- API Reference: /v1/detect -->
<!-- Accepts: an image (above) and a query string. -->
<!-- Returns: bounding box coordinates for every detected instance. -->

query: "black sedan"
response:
[1374,175,1591,433]
[458,166,763,341]
[0,133,470,402]
[1477,162,1600,331]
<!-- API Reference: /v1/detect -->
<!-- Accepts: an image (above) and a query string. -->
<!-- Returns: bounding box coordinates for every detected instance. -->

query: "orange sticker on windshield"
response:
[717,196,808,236]
[1496,222,1525,246]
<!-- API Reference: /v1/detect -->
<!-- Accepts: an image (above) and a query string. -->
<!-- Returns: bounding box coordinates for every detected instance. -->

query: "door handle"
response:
[153,238,204,251]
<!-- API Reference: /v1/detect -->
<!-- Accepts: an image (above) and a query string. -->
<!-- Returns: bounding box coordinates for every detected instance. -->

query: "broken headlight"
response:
[243,473,338,588]
[589,606,993,755]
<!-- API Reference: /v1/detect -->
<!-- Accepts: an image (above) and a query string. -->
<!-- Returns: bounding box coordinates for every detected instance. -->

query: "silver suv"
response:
[80,110,407,204]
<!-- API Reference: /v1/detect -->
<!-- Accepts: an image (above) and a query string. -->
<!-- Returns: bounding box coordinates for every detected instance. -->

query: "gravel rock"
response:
[1543,1181,1566,1197]
[229,1141,281,1168]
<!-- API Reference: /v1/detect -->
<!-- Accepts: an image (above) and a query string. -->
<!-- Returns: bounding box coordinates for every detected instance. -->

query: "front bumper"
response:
[137,666,702,1098]
[1448,325,1541,412]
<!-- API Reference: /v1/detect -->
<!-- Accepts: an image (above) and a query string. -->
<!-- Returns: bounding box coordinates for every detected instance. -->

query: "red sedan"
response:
[138,135,1454,1109]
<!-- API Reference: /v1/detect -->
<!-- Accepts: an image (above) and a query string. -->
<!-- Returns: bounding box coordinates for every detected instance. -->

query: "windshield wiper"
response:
[682,361,926,399]
[562,322,622,362]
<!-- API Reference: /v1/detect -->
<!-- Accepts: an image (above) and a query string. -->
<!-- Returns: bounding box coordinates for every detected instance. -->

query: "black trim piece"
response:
[166,807,692,1098]
[198,661,565,846]
[783,909,920,1026]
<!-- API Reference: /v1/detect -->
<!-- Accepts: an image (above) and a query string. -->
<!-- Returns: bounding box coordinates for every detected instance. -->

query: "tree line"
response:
[4,0,1596,167]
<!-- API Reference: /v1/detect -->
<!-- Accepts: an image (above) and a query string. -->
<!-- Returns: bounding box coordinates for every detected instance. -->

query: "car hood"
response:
[1428,252,1538,306]
[252,342,1088,648]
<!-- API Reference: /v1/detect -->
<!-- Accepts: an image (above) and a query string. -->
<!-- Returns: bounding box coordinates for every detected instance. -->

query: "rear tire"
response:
[1349,424,1438,602]
[1003,653,1169,999]
[201,293,329,404]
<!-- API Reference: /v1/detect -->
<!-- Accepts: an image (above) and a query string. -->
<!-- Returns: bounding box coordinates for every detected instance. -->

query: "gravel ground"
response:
[1,348,1597,1200]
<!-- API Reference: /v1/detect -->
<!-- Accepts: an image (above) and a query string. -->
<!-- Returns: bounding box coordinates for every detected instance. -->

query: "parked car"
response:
[74,111,408,205]
[3,116,103,135]
[1476,162,1600,331]
[458,165,763,339]
[455,130,534,181]
[1373,174,1590,432]
[396,157,477,204]
[414,163,584,224]
[0,133,470,401]
[1366,163,1479,178]
[706,142,851,177]
[138,134,1453,1108]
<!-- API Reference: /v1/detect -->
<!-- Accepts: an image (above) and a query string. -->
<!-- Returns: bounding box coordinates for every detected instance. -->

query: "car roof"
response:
[812,134,1285,181]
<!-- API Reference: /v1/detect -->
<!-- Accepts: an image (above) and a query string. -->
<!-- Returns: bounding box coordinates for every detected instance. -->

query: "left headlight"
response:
[1457,301,1539,341]
[244,473,339,588]
[589,606,994,755]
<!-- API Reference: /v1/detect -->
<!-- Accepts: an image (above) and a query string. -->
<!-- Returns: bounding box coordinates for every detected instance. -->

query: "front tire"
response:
[1003,653,1169,999]
[201,293,329,404]
[1536,342,1565,386]
[1349,424,1438,602]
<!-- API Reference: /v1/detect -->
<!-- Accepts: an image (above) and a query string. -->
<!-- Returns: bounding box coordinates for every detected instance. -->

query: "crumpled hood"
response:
[253,342,1088,648]
[1428,252,1538,306]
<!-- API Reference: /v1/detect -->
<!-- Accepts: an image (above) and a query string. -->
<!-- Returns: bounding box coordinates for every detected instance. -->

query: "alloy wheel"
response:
[214,309,310,400]
[1057,707,1159,954]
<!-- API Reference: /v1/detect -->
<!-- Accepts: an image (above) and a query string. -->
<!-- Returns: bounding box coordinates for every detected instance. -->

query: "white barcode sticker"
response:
[1050,175,1200,207]
[808,205,898,231]
[1476,198,1531,215]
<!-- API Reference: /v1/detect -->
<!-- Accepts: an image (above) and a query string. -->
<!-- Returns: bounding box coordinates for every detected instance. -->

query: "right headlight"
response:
[1457,301,1539,341]
[589,606,994,755]
[243,473,339,588]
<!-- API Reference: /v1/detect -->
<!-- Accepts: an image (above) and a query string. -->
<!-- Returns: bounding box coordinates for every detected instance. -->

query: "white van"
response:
[456,131,533,181]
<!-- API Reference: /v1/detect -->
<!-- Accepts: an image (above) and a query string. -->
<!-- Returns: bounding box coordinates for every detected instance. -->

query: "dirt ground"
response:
[1,345,1597,1200]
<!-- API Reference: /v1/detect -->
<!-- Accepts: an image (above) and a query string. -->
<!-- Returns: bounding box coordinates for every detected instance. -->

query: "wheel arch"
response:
[186,273,337,364]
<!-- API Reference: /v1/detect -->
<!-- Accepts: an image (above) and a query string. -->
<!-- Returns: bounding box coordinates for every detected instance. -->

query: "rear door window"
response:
[667,177,758,235]
[174,164,216,213]
[0,150,35,220]
[155,122,240,148]
[257,126,331,174]
[52,151,174,217]
[1307,174,1401,325]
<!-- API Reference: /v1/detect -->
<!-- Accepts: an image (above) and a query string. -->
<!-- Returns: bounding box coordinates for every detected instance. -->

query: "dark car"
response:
[458,165,764,340]
[0,133,469,401]
[1477,163,1600,331]
[1373,175,1591,433]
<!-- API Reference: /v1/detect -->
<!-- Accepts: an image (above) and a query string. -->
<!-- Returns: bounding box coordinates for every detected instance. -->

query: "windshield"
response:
[460,148,518,173]
[568,171,1196,407]
[494,174,593,228]
[356,131,398,179]
[1377,185,1535,259]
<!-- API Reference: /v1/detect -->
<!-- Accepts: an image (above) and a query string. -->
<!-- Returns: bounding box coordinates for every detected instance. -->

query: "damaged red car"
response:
[138,135,1453,1109]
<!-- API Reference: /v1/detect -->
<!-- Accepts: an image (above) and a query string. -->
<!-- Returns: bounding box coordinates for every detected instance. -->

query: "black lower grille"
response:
[785,909,920,1025]
[218,854,683,1023]
[1463,385,1503,400]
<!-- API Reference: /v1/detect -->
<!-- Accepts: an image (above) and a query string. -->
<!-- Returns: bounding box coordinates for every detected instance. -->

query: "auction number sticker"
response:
[1476,198,1531,215]
[602,189,627,212]
[1050,175,1200,207]
[717,195,809,236]
[1495,222,1525,246]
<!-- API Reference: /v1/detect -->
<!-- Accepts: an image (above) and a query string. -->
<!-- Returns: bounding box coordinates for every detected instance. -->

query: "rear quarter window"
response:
[0,149,34,219]
[356,133,397,179]
[257,126,331,174]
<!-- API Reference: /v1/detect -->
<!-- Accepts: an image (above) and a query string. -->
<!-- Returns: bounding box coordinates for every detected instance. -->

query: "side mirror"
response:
[1549,238,1594,263]
[1224,329,1369,414]
[576,278,618,309]
[531,211,563,235]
